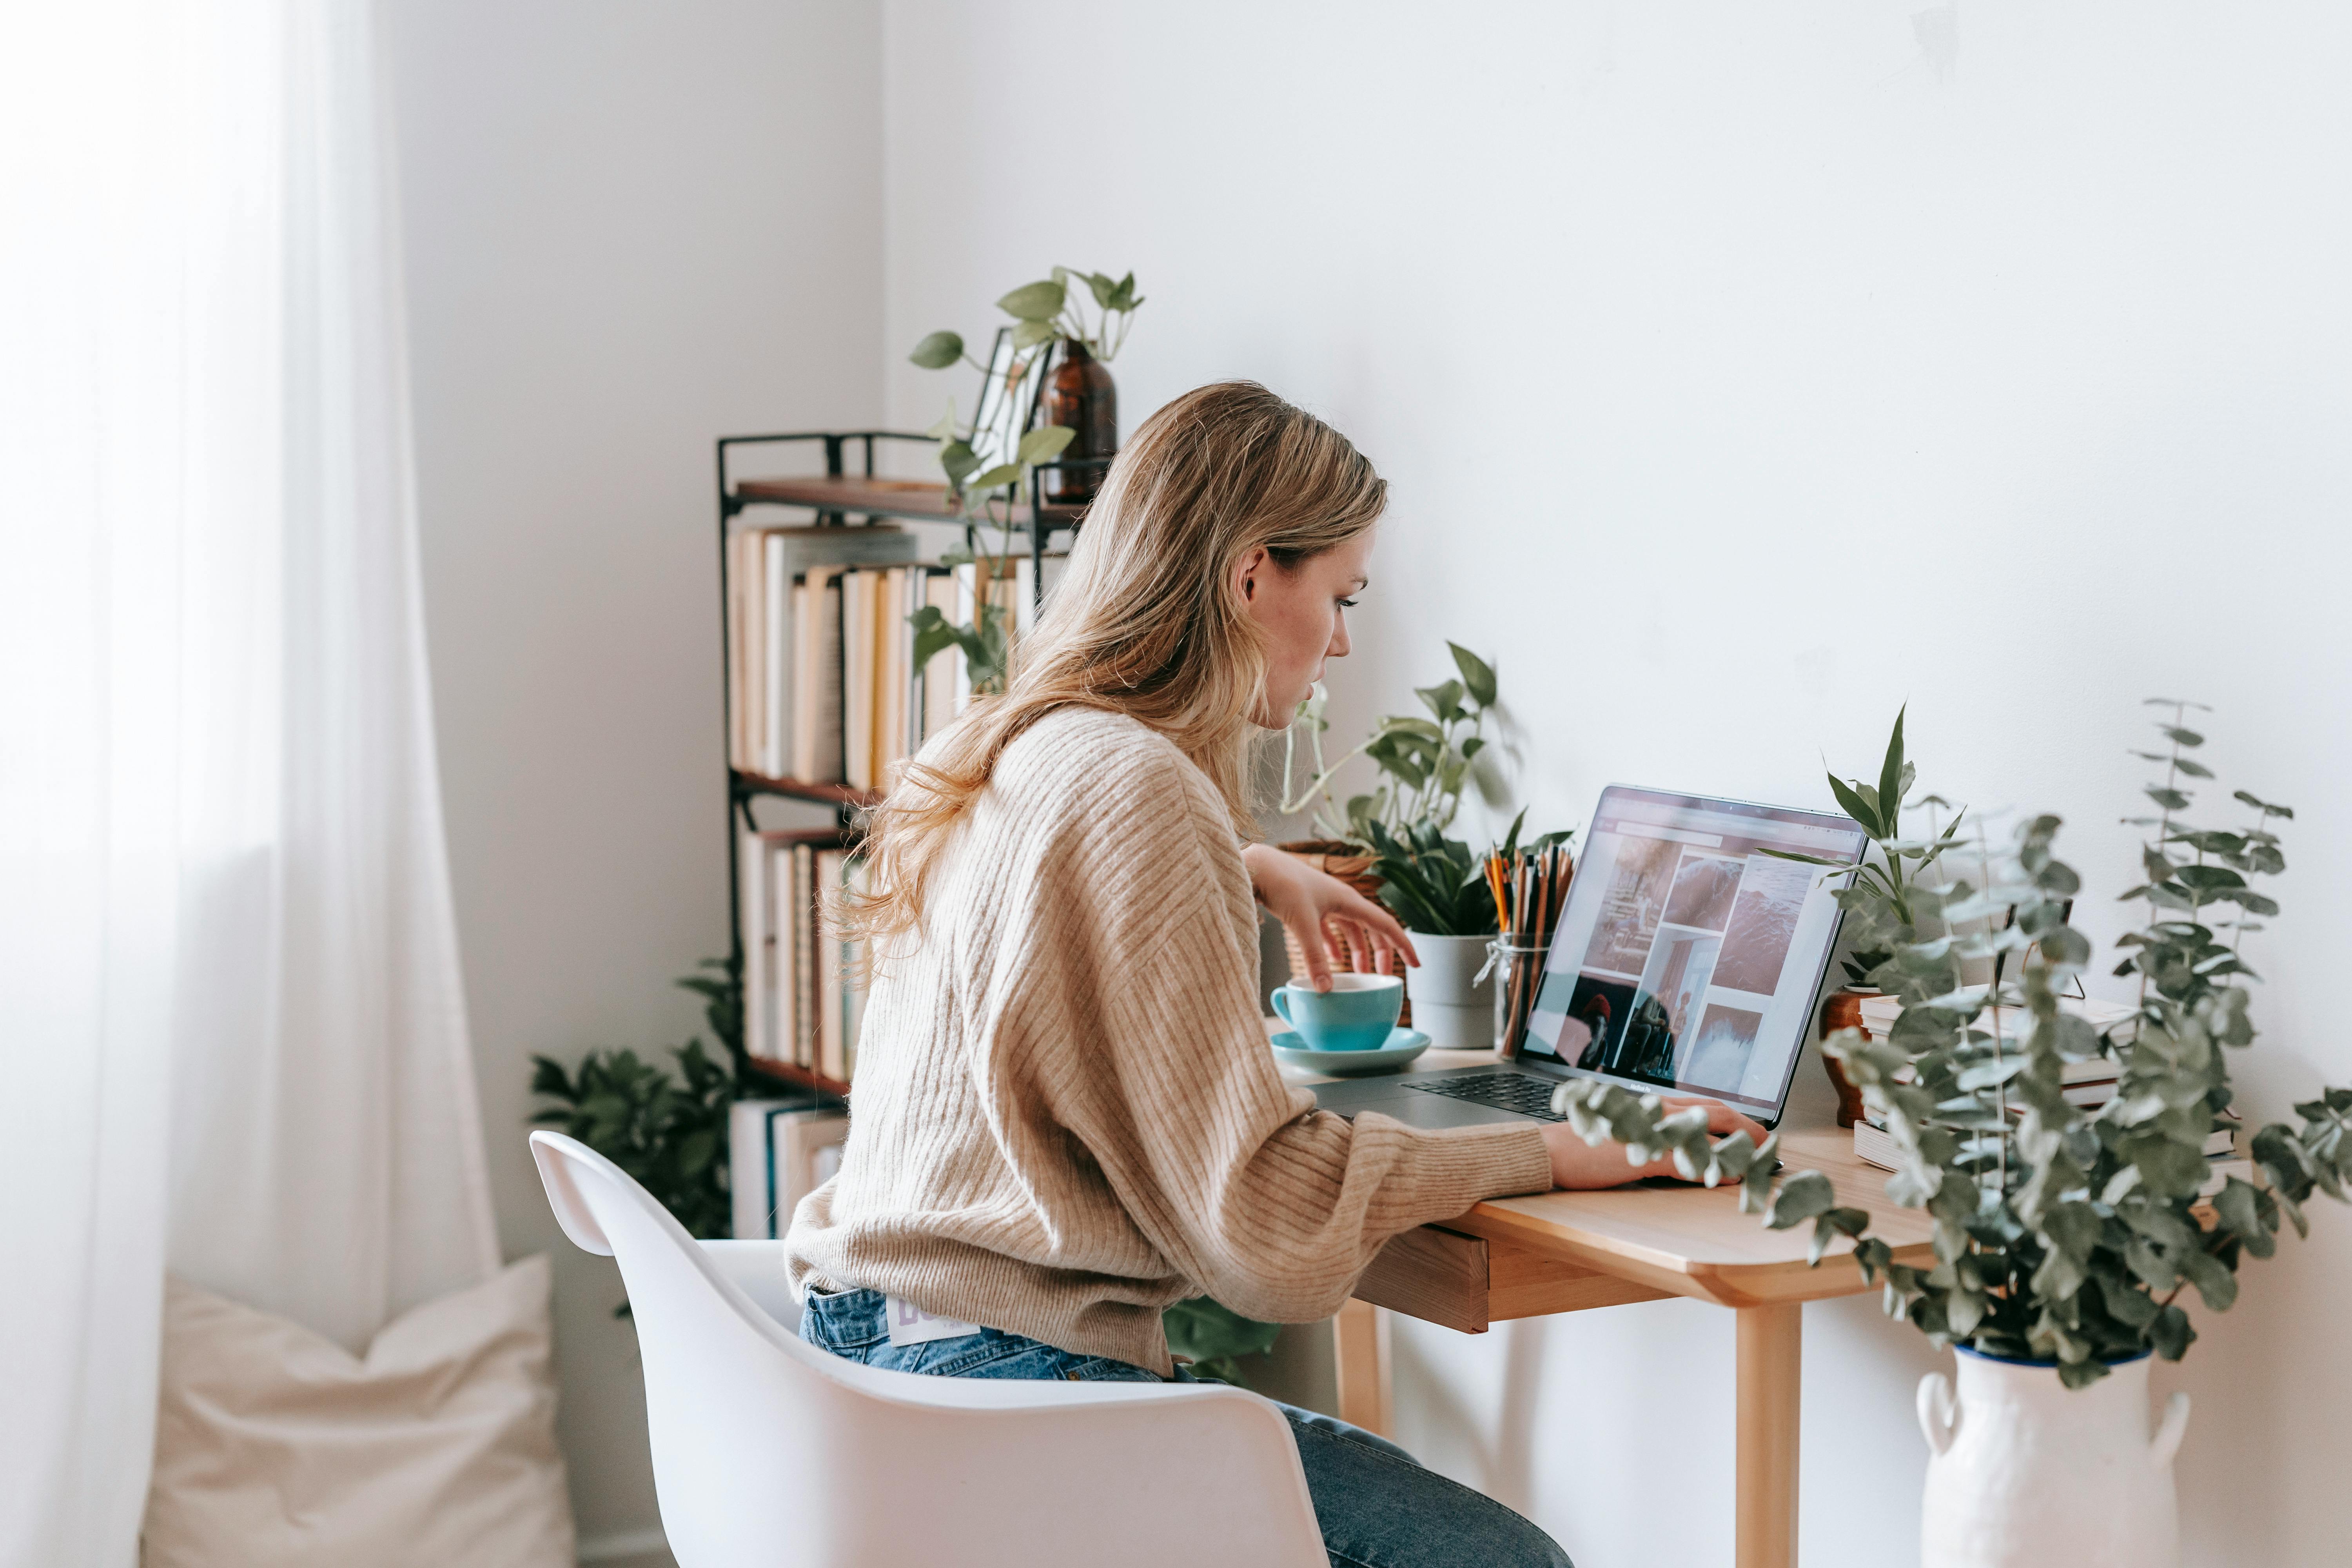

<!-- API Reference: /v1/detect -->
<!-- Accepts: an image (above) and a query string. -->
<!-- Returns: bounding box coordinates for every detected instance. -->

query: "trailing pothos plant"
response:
[1552,702,2352,1388]
[1758,706,1966,988]
[905,270,1142,695]
[1279,642,1501,845]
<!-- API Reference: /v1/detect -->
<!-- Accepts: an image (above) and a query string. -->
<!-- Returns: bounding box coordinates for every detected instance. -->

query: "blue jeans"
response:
[800,1288,1572,1568]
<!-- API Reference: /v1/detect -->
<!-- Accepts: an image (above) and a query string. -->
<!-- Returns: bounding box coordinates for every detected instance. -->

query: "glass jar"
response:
[1483,940,1551,1057]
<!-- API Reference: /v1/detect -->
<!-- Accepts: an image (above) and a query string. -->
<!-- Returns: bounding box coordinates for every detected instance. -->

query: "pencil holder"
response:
[1484,940,1550,1057]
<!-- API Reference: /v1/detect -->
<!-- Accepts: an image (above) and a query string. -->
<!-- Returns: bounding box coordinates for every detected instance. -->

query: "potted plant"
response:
[1759,707,1965,1125]
[1553,703,2352,1568]
[1278,644,1566,1047]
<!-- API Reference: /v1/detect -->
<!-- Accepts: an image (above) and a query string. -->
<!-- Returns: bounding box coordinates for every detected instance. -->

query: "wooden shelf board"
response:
[734,771,882,809]
[746,1057,851,1099]
[732,473,1084,528]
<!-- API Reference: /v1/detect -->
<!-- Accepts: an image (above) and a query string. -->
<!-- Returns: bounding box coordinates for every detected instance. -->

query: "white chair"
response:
[529,1131,1325,1568]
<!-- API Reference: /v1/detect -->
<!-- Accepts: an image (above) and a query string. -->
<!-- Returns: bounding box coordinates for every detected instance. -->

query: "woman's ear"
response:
[1234,546,1270,604]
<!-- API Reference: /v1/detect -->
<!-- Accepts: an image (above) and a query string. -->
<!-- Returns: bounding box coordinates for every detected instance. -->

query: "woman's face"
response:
[1238,530,1376,728]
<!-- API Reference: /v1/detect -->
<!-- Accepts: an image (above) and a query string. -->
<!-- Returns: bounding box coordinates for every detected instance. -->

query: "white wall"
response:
[881,4,2352,1563]
[383,3,881,1554]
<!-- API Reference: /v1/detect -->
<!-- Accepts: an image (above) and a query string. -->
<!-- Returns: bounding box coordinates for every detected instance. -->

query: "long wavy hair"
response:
[840,380,1387,957]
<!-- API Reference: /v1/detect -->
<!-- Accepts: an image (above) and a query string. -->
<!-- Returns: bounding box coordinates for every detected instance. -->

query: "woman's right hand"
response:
[1540,1097,1769,1189]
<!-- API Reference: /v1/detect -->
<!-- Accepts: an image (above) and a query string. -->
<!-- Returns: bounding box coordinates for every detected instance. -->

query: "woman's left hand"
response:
[1241,843,1419,990]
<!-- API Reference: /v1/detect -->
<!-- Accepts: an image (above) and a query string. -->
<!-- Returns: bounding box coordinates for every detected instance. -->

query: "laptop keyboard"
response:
[1405,1071,1566,1122]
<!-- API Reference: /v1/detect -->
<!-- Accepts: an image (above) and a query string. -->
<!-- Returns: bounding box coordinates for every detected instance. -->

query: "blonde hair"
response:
[842,380,1386,956]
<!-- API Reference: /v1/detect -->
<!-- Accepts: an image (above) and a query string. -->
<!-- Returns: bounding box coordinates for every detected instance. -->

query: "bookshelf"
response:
[715,425,1106,1100]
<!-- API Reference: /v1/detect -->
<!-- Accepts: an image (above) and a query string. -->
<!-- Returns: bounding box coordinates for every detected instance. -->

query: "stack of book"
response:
[740,828,869,1083]
[725,524,918,780]
[727,523,1071,791]
[728,1093,850,1241]
[1849,996,2251,1195]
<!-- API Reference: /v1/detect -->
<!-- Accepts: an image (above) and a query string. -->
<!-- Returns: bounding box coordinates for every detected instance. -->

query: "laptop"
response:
[1310,785,1867,1132]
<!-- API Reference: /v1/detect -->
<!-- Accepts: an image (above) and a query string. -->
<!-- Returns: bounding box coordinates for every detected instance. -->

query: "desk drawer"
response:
[1354,1224,1671,1332]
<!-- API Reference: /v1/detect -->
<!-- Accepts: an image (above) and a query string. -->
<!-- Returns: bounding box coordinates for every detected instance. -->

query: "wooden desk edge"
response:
[1443,1202,1937,1310]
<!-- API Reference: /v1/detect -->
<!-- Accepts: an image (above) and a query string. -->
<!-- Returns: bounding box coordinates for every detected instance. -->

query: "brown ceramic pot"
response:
[1818,987,1875,1128]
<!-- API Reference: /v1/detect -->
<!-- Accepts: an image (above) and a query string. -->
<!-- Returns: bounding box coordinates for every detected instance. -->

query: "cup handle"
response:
[1272,990,1293,1028]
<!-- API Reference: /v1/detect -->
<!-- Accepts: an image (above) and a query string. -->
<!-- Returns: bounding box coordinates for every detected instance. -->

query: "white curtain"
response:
[0,3,498,1563]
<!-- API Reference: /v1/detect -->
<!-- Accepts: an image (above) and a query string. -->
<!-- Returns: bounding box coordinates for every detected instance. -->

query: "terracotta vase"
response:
[1042,339,1116,505]
[1818,987,1875,1128]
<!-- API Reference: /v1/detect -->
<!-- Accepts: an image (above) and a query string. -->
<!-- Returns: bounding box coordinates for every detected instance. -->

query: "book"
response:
[781,841,809,1062]
[763,532,788,777]
[728,1096,850,1241]
[793,566,846,784]
[842,855,871,1080]
[842,570,873,791]
[816,847,849,1080]
[727,529,752,769]
[951,563,977,715]
[726,524,916,779]
[1856,1115,2238,1172]
[791,843,817,1068]
[738,828,843,1064]
[1856,994,2137,1038]
[1853,995,2134,1088]
[920,569,958,743]
[739,827,770,1062]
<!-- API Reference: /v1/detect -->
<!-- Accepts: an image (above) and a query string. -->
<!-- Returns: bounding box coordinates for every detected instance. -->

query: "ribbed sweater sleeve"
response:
[995,714,1552,1323]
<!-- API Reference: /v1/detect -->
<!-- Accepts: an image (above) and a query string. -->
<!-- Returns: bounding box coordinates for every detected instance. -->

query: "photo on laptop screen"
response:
[1521,786,1868,1116]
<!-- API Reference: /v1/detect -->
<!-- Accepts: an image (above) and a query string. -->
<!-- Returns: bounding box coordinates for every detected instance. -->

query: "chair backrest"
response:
[529,1131,1325,1568]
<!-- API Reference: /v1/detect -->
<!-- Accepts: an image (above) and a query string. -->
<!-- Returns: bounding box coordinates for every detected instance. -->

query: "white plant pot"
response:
[1406,932,1495,1051]
[1919,1349,2190,1568]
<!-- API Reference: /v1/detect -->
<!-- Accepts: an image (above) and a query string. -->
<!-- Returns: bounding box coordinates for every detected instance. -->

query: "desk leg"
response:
[1735,1302,1801,1568]
[1332,1299,1393,1437]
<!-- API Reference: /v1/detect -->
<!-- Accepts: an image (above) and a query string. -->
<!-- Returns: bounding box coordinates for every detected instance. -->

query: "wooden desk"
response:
[1284,1042,1936,1568]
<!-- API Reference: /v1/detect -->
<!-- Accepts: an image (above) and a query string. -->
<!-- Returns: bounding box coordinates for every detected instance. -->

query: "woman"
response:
[787,382,1764,1568]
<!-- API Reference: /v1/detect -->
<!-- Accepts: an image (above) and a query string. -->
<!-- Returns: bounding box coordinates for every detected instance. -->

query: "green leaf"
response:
[1826,773,1883,838]
[1009,318,1058,350]
[968,463,1022,491]
[938,439,981,489]
[996,279,1067,321]
[1018,424,1076,464]
[1415,680,1466,724]
[2145,787,2192,811]
[1765,1170,1836,1230]
[2160,726,2205,748]
[1085,270,1118,308]
[1447,643,1498,708]
[908,605,961,671]
[1878,705,1907,828]
[909,330,964,369]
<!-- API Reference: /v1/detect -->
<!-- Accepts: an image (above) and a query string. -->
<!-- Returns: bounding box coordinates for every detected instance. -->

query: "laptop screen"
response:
[1519,786,1867,1119]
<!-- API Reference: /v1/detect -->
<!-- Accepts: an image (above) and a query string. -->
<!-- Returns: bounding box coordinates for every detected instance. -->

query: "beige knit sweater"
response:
[784,705,1554,1375]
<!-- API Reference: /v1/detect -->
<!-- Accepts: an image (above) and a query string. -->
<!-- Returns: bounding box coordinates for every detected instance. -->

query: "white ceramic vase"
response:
[1919,1349,2190,1568]
[1406,932,1494,1050]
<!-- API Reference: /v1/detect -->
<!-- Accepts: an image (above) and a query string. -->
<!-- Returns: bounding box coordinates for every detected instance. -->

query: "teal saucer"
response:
[1270,1026,1432,1077]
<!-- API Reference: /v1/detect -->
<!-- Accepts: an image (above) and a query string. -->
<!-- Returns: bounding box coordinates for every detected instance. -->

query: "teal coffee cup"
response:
[1272,973,1404,1051]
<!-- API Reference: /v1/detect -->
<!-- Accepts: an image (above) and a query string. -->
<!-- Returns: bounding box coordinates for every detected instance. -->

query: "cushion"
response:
[143,1256,576,1568]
